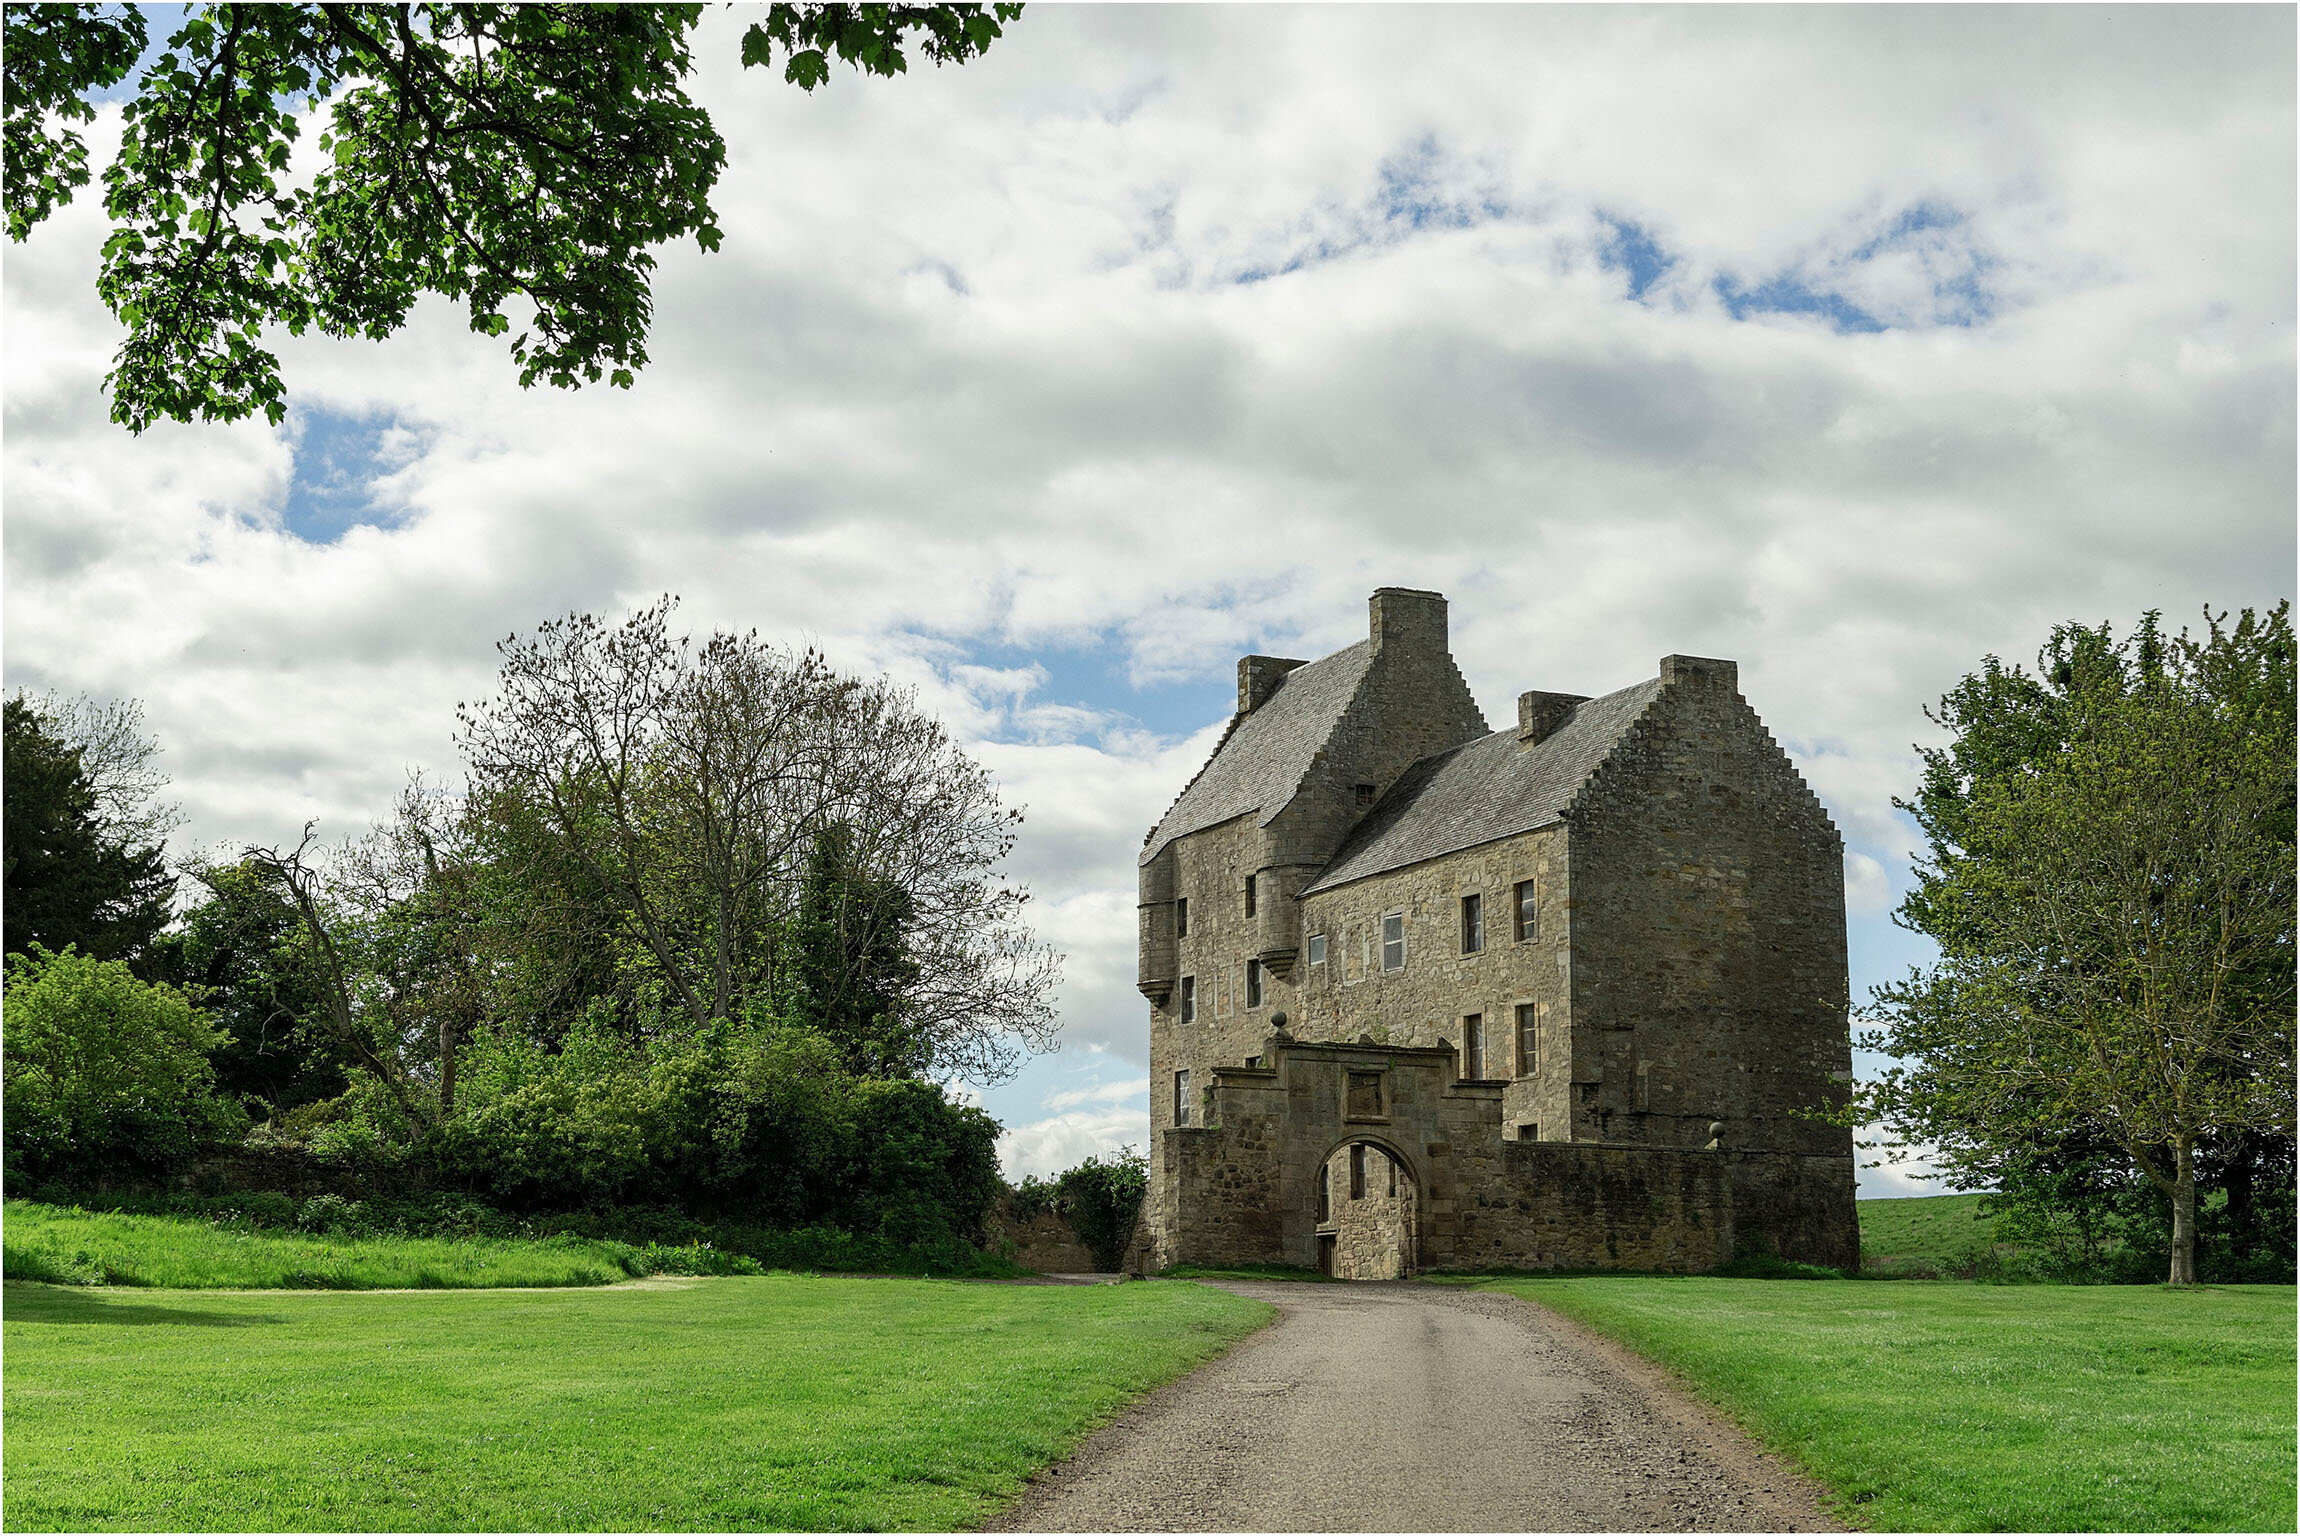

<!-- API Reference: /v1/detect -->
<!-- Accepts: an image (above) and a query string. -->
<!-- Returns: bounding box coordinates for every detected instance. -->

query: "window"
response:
[1354,783,1376,809]
[1386,1153,1398,1197]
[1347,1071,1384,1118]
[1174,1069,1192,1127]
[1515,879,1538,942]
[1179,976,1196,1023]
[1175,897,1188,938]
[1246,958,1263,1009]
[1317,1164,1331,1223]
[1381,912,1405,971]
[1349,1144,1366,1199]
[1516,1002,1538,1076]
[1307,933,1326,967]
[1243,873,1256,917]
[1462,1013,1485,1079]
[1461,892,1483,954]
[1518,1122,1539,1142]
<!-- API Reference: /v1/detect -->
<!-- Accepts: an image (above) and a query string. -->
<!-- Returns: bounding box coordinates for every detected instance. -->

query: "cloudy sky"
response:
[6,5,2293,1195]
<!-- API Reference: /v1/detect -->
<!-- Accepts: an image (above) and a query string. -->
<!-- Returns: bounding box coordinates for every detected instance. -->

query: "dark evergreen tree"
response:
[783,824,925,1077]
[3,695,173,966]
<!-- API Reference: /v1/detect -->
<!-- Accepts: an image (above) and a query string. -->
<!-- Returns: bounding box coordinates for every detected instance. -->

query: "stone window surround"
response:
[1460,891,1483,954]
[1380,910,1406,971]
[1175,896,1188,938]
[1173,1068,1191,1126]
[1246,957,1264,1010]
[1515,878,1538,942]
[1515,1000,1538,1076]
[1179,975,1196,1023]
[1307,932,1327,967]
[1461,1012,1486,1079]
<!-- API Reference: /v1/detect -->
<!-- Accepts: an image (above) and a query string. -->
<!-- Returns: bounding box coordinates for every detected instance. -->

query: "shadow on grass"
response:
[4,1282,285,1328]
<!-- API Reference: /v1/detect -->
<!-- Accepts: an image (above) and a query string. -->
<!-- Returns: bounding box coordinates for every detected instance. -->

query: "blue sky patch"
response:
[963,635,1234,743]
[1232,137,1507,285]
[1597,215,1676,299]
[1713,272,1889,333]
[281,408,416,543]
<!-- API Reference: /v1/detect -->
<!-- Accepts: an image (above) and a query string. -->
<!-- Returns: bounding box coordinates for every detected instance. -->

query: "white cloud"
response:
[5,7,2290,1115]
[996,1097,1150,1183]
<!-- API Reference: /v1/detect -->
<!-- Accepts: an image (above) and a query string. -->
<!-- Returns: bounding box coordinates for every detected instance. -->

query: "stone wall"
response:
[1154,1037,1856,1274]
[1293,824,1570,1138]
[1563,655,1855,1159]
[988,1200,1099,1273]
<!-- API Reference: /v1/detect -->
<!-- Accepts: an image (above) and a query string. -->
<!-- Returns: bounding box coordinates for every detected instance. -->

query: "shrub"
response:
[426,1015,1001,1246]
[1052,1147,1149,1271]
[3,945,246,1182]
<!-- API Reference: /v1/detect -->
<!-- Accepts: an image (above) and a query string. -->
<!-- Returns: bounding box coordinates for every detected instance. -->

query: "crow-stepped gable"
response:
[1133,588,1858,1278]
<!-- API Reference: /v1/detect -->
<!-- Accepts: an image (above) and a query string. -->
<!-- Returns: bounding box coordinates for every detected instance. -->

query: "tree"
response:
[3,693,174,964]
[783,823,927,1076]
[453,597,1061,1082]
[1867,606,2296,1284]
[151,857,353,1114]
[2,1,1024,431]
[2,944,246,1181]
[18,689,183,850]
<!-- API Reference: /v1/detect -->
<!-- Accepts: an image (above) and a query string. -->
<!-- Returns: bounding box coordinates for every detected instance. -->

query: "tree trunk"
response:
[2168,1139,2199,1286]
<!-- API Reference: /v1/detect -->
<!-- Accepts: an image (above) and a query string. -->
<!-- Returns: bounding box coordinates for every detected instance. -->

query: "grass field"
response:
[1478,1275,2296,1532]
[1856,1192,1999,1276]
[4,1274,1273,1531]
[3,1201,662,1289]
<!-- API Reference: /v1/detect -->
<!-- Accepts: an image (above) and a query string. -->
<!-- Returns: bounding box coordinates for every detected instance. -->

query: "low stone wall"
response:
[989,1201,1099,1273]
[1450,1141,1733,1273]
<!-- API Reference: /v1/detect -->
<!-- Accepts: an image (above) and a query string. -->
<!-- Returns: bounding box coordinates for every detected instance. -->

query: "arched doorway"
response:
[1314,1136,1420,1280]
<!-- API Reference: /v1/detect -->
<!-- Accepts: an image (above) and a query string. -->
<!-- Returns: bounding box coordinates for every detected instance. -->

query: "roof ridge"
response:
[1139,638,1374,865]
[1302,673,1663,893]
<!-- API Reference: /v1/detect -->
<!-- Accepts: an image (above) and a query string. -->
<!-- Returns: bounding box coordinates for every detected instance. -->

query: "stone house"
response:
[1134,588,1859,1278]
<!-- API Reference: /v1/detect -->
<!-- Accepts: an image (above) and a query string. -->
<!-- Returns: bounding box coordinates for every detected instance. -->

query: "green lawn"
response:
[4,1274,1273,1531]
[1857,1192,1999,1276]
[1476,1275,2296,1532]
[3,1201,650,1289]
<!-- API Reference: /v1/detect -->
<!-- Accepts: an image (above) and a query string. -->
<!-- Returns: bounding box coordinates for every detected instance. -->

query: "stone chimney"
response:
[1237,655,1307,714]
[1659,654,1739,693]
[1516,690,1586,747]
[1368,587,1447,658]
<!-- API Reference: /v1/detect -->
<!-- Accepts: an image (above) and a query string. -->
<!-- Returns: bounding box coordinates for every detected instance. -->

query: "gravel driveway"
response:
[986,1280,1845,1533]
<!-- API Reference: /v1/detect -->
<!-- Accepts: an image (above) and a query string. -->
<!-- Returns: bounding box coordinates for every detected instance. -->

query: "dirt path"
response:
[986,1280,1846,1534]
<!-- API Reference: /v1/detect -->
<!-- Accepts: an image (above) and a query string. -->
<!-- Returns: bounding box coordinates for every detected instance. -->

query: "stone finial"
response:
[1368,587,1447,658]
[1237,654,1306,714]
[1516,689,1587,747]
[1659,654,1739,693]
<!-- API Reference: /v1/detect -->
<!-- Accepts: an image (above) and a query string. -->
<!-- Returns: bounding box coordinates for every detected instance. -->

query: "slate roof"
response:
[1303,677,1661,893]
[1141,641,1374,865]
